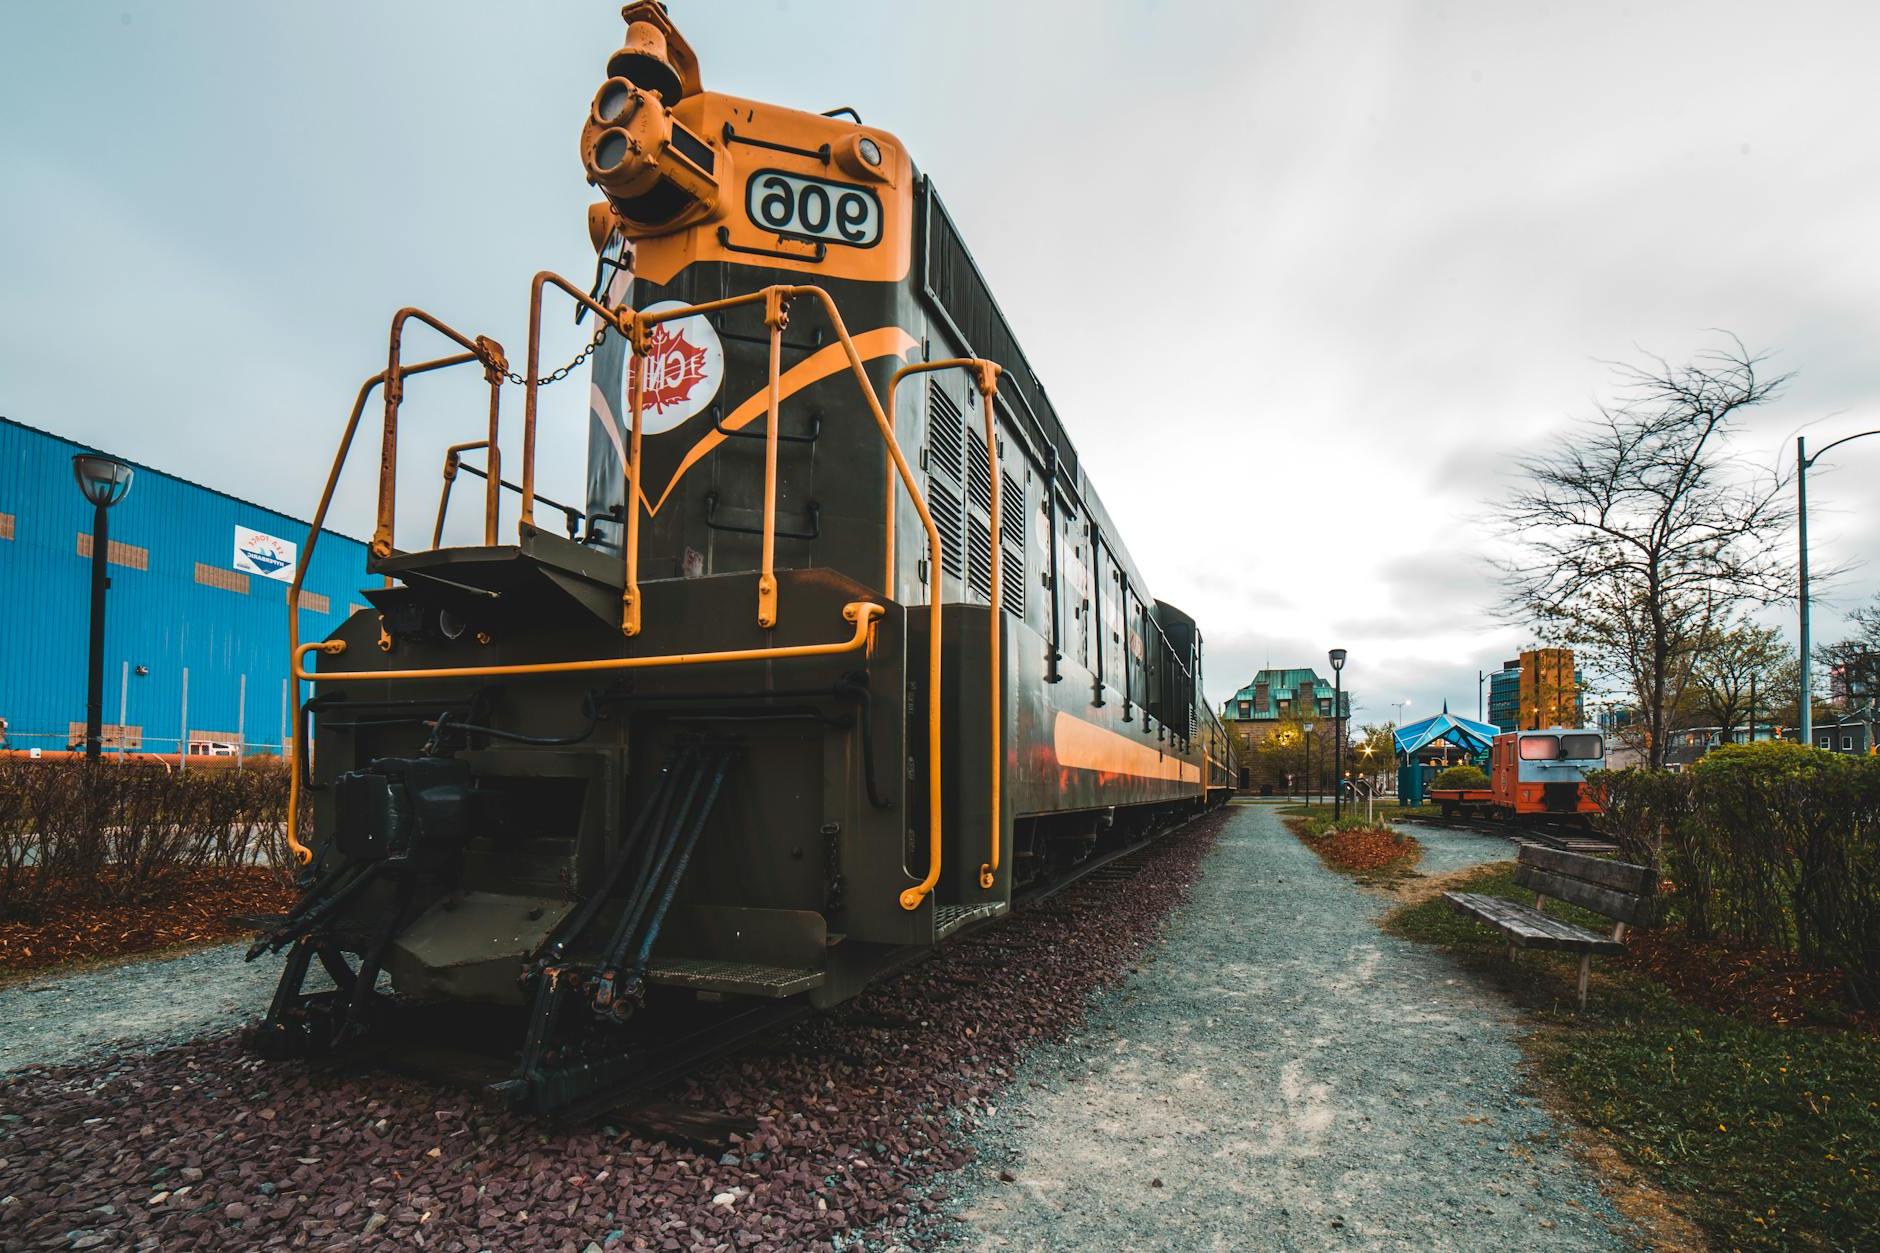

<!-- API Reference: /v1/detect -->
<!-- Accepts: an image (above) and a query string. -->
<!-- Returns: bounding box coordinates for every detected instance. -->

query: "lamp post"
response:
[1302,721,1315,804]
[1329,648,1347,820]
[73,453,135,762]
[1799,430,1880,747]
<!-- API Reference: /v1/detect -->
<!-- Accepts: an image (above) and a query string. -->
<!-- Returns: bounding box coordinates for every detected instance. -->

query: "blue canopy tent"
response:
[1394,705,1502,805]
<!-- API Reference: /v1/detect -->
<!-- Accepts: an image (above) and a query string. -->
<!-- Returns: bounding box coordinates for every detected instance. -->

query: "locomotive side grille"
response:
[967,512,994,601]
[1001,473,1026,619]
[919,178,1079,484]
[929,481,965,580]
[966,430,993,514]
[927,381,964,482]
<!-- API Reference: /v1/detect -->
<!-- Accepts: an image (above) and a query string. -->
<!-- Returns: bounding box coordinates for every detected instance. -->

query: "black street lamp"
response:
[1329,648,1347,820]
[73,453,134,762]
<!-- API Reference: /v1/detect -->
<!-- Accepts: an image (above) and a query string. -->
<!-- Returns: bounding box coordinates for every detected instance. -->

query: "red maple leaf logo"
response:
[639,322,711,415]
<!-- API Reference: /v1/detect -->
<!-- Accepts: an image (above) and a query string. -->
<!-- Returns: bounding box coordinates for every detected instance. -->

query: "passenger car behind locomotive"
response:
[249,4,1235,1115]
[1428,728,1605,820]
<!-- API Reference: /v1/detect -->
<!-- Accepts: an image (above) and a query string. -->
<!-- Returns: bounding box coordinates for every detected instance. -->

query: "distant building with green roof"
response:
[1220,667,1353,794]
[1222,668,1349,723]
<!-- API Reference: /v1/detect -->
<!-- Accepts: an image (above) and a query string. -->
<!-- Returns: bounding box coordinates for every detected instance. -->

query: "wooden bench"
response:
[1445,844,1658,1008]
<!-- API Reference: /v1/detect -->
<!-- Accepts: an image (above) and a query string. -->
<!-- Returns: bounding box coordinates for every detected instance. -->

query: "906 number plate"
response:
[746,170,881,248]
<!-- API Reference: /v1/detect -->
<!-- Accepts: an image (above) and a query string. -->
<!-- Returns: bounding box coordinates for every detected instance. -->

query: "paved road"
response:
[947,802,1629,1250]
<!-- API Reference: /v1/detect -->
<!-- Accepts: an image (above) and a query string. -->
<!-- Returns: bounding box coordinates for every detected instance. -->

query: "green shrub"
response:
[1598,745,1880,1011]
[1433,764,1488,791]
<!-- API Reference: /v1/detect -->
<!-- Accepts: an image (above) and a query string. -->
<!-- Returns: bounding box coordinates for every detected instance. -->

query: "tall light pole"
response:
[1329,648,1347,820]
[1391,698,1411,727]
[1798,430,1880,747]
[72,453,135,762]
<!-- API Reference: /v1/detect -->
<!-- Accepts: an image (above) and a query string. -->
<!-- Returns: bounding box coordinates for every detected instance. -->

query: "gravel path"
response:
[0,942,323,1076]
[944,802,1630,1250]
[1399,820,1519,876]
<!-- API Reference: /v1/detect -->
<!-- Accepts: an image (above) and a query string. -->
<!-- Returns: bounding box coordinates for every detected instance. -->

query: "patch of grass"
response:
[1533,991,1879,1249]
[1386,862,1880,1249]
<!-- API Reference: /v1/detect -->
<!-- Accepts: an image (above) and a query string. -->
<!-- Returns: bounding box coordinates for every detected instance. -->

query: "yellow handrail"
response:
[430,440,501,550]
[883,360,1004,892]
[971,362,1003,888]
[574,279,952,909]
[295,276,956,916]
[374,309,497,559]
[756,288,787,629]
[285,349,485,864]
[293,601,881,684]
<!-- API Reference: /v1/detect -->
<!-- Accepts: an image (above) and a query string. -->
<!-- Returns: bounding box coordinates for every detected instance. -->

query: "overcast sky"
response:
[4,1,1877,723]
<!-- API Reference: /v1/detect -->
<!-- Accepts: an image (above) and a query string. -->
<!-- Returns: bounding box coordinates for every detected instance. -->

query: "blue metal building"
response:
[0,416,370,756]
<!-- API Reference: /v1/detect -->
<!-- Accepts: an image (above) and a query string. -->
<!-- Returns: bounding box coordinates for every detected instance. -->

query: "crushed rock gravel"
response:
[937,802,1631,1250]
[0,811,1230,1251]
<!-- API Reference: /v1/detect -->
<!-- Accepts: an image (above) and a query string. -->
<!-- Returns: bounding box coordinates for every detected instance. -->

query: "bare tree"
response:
[1498,338,1792,768]
[1817,594,1880,718]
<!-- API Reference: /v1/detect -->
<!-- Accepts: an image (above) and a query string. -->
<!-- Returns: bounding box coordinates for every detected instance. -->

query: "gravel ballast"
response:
[0,811,1229,1250]
[942,801,1630,1249]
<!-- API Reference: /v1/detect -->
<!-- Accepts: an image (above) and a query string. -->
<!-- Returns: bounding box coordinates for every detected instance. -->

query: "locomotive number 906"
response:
[747,170,881,247]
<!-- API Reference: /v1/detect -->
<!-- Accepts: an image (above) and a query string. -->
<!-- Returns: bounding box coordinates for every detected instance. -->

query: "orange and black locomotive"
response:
[251,4,1234,1114]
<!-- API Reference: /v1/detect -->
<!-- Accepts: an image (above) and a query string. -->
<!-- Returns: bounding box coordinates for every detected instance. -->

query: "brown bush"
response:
[0,757,294,923]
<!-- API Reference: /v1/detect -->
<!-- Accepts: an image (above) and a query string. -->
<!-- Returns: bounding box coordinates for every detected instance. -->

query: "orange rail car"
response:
[1429,728,1604,820]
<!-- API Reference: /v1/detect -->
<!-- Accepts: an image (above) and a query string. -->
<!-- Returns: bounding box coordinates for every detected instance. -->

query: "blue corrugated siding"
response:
[0,417,371,754]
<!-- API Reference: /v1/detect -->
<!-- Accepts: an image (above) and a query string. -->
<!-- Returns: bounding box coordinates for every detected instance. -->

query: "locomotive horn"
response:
[607,19,682,107]
[580,2,721,236]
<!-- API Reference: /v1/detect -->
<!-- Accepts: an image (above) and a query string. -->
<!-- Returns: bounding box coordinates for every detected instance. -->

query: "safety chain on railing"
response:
[502,322,609,387]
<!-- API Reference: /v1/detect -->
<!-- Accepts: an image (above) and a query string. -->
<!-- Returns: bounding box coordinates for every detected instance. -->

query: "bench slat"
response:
[1444,892,1628,954]
[1516,844,1655,895]
[1512,865,1659,926]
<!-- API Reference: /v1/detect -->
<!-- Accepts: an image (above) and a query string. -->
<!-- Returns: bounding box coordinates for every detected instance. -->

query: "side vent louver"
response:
[930,482,965,580]
[1000,474,1026,618]
[927,382,964,483]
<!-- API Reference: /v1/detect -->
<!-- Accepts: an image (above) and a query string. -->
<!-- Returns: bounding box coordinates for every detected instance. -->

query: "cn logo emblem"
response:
[631,301,724,434]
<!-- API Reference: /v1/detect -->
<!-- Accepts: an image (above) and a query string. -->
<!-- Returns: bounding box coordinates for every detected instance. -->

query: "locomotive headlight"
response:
[438,608,468,641]
[594,77,638,126]
[833,132,894,182]
[593,128,631,173]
